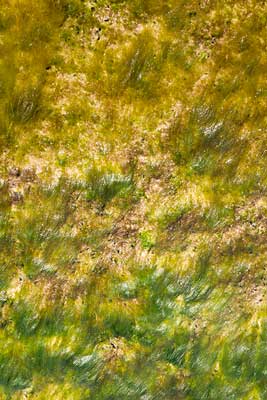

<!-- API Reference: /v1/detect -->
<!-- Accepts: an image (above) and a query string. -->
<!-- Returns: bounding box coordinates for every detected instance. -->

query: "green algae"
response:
[0,0,267,399]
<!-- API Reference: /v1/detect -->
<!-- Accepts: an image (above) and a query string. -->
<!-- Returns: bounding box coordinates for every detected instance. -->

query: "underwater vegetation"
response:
[1,0,267,398]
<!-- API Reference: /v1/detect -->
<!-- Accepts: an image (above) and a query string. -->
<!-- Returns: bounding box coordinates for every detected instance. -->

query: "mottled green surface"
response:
[1,0,267,398]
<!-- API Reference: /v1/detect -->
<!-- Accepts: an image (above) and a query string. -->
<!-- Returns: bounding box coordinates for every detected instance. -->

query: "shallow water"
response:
[1,1,267,399]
